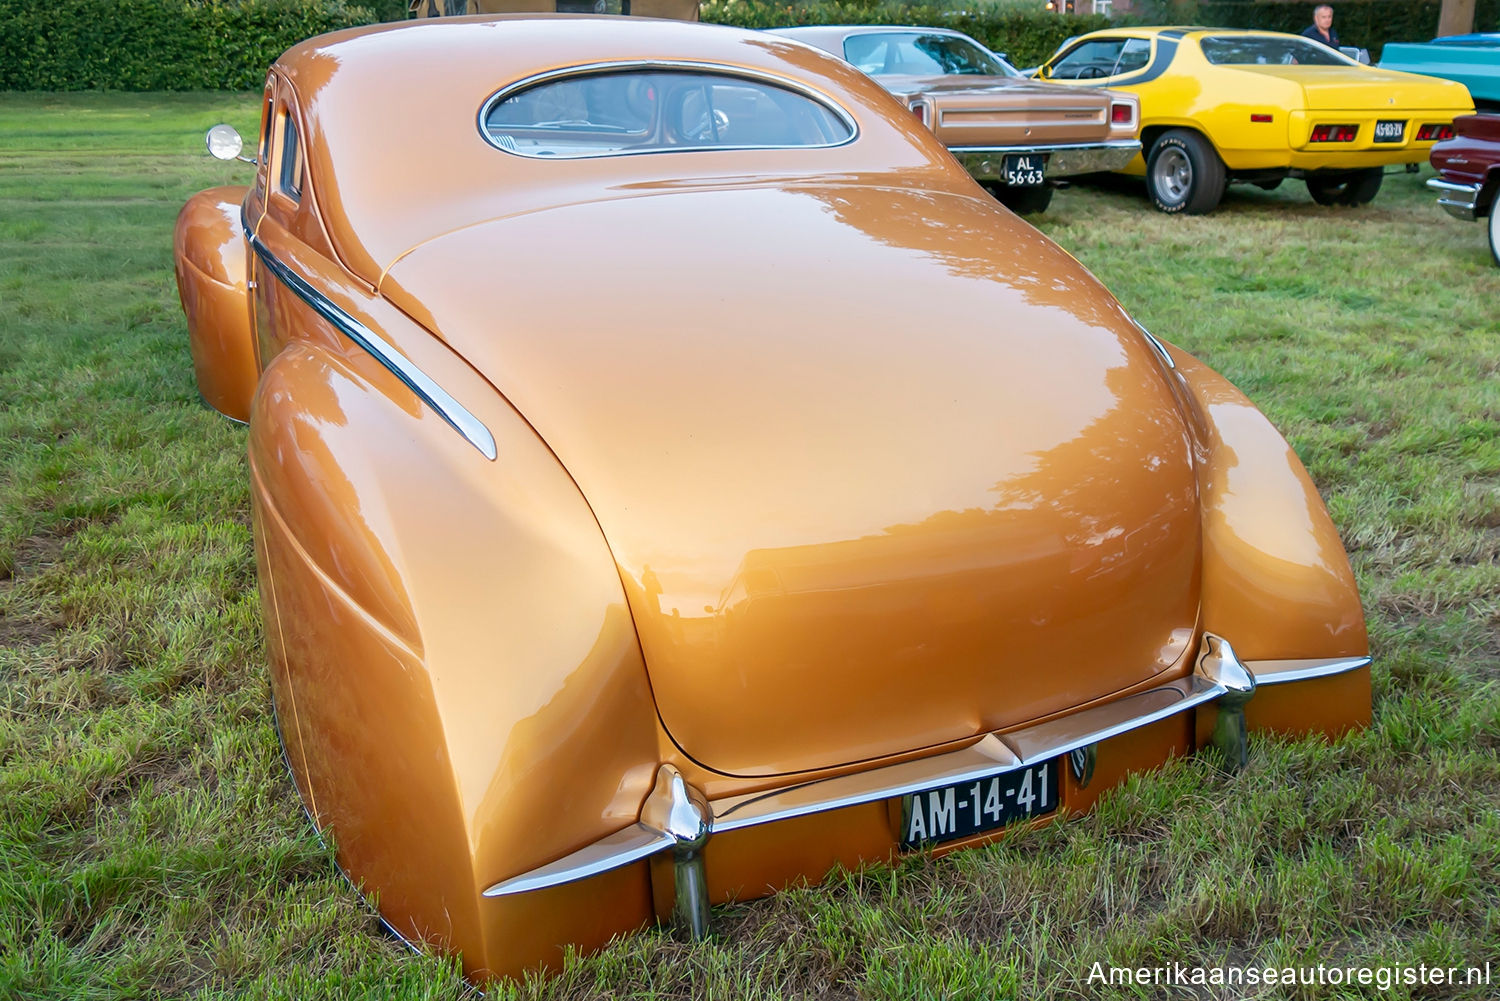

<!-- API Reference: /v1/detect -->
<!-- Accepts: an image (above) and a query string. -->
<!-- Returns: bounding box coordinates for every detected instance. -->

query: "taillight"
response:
[910,101,928,126]
[1110,102,1134,126]
[1309,124,1357,142]
[1417,123,1455,141]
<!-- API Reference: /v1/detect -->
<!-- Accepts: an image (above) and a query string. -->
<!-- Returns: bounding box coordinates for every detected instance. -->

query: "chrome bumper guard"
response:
[952,139,1141,182]
[483,634,1369,936]
[1427,176,1482,220]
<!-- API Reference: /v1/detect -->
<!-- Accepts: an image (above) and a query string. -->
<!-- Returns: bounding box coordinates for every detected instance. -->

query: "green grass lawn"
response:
[2,92,1497,1000]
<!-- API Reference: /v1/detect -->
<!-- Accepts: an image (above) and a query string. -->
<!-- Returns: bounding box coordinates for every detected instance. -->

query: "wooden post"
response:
[1437,0,1476,37]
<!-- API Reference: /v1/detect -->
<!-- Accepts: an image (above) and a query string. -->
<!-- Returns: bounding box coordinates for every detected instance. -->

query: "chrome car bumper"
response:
[1428,176,1482,220]
[484,633,1368,934]
[951,139,1141,182]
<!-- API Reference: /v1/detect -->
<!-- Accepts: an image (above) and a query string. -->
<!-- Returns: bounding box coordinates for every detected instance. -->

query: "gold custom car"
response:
[772,25,1140,214]
[1036,26,1475,213]
[173,13,1371,982]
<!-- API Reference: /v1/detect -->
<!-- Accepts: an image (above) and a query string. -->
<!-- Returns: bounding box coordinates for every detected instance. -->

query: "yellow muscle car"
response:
[1036,27,1475,213]
[174,13,1372,982]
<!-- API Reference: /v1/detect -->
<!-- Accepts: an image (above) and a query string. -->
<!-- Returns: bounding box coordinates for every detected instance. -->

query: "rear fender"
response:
[173,186,256,421]
[248,279,661,979]
[1173,351,1371,737]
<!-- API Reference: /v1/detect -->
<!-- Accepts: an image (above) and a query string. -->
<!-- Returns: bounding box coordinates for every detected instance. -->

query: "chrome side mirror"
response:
[205,124,255,164]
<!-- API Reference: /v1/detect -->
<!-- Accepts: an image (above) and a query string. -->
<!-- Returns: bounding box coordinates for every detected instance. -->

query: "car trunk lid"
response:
[381,179,1203,778]
[1223,65,1469,112]
[888,76,1115,145]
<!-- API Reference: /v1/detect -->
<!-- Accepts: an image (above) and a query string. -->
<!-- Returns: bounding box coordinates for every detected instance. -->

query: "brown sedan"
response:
[772,25,1141,213]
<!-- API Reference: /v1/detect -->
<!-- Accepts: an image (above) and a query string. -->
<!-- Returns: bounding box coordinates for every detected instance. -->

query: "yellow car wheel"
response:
[1305,168,1383,207]
[1147,129,1226,215]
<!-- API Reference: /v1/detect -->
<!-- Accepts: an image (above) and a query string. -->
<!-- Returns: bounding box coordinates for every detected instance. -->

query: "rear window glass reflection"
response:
[481,69,854,158]
[1200,36,1352,66]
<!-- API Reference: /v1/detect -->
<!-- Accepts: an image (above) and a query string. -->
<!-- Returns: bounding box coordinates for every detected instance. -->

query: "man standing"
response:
[1301,5,1342,49]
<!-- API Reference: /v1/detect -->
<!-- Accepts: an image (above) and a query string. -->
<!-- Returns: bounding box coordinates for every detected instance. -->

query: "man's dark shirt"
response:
[1301,24,1342,49]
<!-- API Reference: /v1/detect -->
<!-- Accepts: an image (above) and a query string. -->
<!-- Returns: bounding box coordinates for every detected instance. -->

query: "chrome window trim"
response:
[477,60,860,159]
[244,217,498,461]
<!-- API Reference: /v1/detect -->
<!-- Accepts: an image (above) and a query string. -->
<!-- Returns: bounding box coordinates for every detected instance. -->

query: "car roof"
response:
[1066,25,1310,41]
[270,15,953,286]
[768,25,976,47]
[771,25,972,37]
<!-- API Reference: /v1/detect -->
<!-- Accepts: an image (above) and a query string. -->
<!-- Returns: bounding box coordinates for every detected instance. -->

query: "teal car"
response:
[1379,34,1500,110]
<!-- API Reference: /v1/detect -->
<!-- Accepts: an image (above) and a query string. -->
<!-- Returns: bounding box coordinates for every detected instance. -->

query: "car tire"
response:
[1252,178,1283,191]
[1305,168,1384,206]
[992,184,1054,215]
[1146,130,1226,215]
[1488,200,1500,268]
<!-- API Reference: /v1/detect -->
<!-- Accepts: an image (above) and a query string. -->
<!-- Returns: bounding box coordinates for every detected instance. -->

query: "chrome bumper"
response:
[951,139,1141,182]
[1428,176,1482,220]
[484,633,1368,934]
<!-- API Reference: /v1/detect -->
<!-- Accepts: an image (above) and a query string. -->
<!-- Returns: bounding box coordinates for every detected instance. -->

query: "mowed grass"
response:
[1,92,1497,999]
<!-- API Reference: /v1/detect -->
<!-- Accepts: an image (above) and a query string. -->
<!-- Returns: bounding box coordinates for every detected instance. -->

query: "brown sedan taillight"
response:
[1110,102,1134,126]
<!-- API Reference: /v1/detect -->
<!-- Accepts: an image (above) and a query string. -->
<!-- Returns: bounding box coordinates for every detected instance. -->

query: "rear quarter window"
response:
[481,67,855,158]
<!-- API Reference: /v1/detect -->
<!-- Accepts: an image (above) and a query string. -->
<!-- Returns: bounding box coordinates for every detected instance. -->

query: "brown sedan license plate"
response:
[1374,119,1406,143]
[900,758,1059,848]
[1002,153,1046,186]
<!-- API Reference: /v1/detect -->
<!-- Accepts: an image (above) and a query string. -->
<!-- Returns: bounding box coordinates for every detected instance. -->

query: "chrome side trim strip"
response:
[483,822,673,897]
[245,228,498,461]
[1246,655,1371,686]
[1133,319,1176,370]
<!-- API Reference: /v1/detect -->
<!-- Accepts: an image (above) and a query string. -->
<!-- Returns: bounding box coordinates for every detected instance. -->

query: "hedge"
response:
[4,0,1495,92]
[1193,0,1500,62]
[0,0,377,91]
[702,1,1115,68]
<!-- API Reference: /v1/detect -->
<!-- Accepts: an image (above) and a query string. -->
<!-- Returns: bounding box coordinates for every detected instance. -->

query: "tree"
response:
[1437,0,1476,35]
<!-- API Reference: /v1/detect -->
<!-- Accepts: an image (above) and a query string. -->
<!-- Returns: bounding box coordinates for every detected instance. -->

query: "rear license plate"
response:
[1002,153,1047,186]
[1374,119,1405,143]
[900,758,1059,848]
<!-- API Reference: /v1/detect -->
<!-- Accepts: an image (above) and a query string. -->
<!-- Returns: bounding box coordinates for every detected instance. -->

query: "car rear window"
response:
[842,32,1014,77]
[1199,36,1352,66]
[481,68,855,158]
